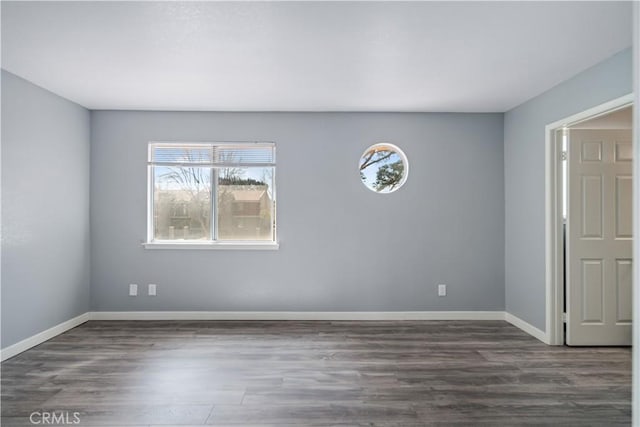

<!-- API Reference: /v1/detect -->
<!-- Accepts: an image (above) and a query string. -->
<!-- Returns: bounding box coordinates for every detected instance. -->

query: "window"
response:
[147,142,277,248]
[359,143,408,193]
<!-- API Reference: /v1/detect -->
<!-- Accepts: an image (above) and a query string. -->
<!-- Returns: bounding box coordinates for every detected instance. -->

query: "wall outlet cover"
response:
[438,284,447,297]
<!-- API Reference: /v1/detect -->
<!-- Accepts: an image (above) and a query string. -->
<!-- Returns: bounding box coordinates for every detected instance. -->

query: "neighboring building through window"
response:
[148,142,276,245]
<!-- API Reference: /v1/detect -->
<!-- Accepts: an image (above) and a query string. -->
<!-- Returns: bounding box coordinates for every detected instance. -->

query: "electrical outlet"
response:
[148,284,157,296]
[129,284,138,296]
[438,284,447,297]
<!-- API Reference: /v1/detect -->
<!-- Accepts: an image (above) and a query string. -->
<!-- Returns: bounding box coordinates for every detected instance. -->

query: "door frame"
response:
[545,93,634,345]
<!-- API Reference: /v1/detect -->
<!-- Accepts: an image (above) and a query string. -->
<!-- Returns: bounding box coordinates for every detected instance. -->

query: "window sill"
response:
[142,241,279,250]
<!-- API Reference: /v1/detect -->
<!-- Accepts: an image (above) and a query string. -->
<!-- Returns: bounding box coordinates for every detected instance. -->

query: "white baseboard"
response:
[1,310,550,361]
[0,312,90,362]
[504,312,549,344]
[89,310,505,321]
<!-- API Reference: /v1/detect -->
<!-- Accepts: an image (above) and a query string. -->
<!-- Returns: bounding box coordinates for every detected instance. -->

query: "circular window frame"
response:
[358,142,409,194]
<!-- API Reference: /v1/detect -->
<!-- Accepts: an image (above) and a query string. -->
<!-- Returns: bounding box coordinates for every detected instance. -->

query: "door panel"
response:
[580,259,604,323]
[615,176,633,238]
[615,141,633,162]
[616,259,633,323]
[567,129,633,345]
[581,175,603,238]
[581,141,603,162]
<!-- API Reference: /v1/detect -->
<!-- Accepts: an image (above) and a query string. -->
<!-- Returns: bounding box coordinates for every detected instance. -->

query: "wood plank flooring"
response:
[1,320,631,426]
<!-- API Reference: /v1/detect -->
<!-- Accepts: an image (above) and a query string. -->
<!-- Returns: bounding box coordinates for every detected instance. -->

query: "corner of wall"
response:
[502,47,633,333]
[1,71,92,349]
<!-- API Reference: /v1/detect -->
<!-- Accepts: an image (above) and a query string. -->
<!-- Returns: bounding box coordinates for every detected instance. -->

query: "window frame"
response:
[359,142,409,194]
[144,141,278,250]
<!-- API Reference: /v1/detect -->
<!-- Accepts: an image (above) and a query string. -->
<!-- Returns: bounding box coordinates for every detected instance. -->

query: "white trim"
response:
[545,94,634,131]
[544,126,565,345]
[504,312,549,344]
[0,312,90,362]
[545,94,634,346]
[632,3,639,425]
[89,310,505,321]
[142,241,279,250]
[0,311,551,360]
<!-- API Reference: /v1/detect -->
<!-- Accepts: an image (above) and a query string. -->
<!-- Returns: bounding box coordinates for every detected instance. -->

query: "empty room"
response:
[1,1,639,426]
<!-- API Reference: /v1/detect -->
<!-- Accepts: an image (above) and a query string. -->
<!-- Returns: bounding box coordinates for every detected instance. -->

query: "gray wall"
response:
[1,70,91,348]
[91,112,504,312]
[504,48,633,330]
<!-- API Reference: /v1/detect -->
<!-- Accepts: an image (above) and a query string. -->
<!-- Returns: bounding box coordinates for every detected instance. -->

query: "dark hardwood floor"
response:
[1,320,631,426]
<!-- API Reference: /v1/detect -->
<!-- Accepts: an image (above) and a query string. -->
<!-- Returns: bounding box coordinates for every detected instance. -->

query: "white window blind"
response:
[149,143,275,166]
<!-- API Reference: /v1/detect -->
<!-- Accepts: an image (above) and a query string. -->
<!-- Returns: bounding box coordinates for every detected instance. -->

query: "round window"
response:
[359,143,408,193]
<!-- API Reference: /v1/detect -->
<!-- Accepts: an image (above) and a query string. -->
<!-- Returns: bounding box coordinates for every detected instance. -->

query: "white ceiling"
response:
[0,1,633,112]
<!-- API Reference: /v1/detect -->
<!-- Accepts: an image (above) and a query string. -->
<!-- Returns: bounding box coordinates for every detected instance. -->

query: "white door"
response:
[566,129,633,346]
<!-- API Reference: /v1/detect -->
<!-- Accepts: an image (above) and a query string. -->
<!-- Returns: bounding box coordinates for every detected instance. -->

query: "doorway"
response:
[545,95,634,346]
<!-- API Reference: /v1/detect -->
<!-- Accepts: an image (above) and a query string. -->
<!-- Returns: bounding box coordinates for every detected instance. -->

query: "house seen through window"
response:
[148,142,276,244]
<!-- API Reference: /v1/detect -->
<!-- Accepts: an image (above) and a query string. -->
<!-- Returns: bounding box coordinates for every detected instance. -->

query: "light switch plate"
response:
[129,284,138,296]
[148,284,157,296]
